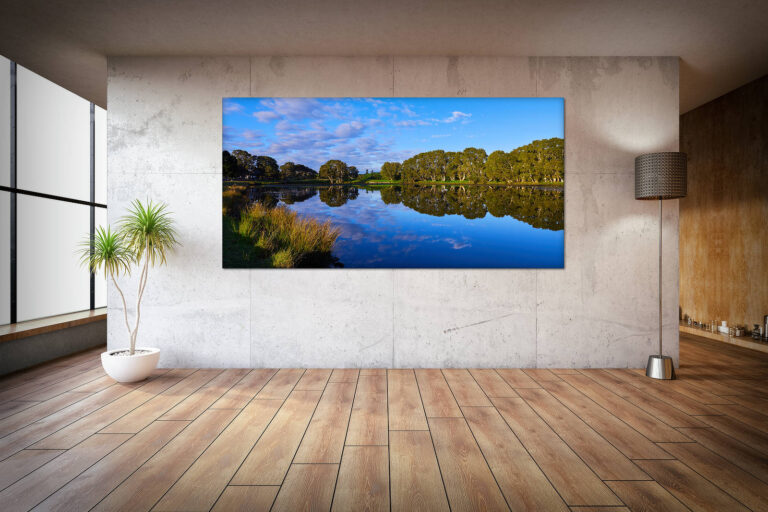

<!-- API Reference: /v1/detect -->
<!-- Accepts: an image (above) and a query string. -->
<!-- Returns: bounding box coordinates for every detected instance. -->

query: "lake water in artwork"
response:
[225,184,564,268]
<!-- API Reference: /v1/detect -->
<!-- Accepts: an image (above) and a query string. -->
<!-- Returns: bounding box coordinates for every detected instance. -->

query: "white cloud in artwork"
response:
[444,238,471,250]
[393,111,470,128]
[223,101,245,114]
[335,121,365,138]
[391,104,417,117]
[241,129,262,140]
[443,111,471,123]
[253,98,350,122]
[395,119,432,127]
[222,126,266,153]
[253,110,280,122]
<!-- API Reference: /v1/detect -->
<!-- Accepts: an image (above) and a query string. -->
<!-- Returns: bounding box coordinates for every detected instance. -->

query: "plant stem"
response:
[129,240,150,355]
[110,269,132,344]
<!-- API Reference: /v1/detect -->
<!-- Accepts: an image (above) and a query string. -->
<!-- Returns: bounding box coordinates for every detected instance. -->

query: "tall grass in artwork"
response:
[224,187,339,268]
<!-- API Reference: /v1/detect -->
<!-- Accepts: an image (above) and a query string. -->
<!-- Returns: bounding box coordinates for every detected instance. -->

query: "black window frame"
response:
[2,59,107,324]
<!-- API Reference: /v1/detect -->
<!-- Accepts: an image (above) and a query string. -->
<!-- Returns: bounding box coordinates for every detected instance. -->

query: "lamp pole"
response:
[658,197,662,357]
[635,152,687,380]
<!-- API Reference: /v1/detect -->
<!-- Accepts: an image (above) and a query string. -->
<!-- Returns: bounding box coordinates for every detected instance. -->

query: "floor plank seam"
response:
[512,384,641,505]
[83,414,207,512]
[546,376,680,455]
[22,431,134,510]
[460,370,527,511]
[328,371,360,512]
[159,367,255,422]
[412,369,452,510]
[446,370,536,510]
[0,371,171,462]
[0,353,104,398]
[484,372,610,509]
[661,450,761,511]
[208,368,307,511]
[257,368,319,510]
[145,367,290,512]
[575,369,707,434]
[0,455,66,493]
[94,369,213,435]
[0,390,100,440]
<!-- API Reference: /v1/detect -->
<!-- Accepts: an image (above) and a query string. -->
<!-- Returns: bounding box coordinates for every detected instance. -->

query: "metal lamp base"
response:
[646,355,676,380]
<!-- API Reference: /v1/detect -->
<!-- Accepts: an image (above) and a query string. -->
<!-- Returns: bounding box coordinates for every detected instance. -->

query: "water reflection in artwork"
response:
[224,184,563,268]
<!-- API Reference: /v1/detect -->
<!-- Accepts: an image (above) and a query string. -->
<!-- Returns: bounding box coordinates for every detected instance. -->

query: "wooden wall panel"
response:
[679,75,768,331]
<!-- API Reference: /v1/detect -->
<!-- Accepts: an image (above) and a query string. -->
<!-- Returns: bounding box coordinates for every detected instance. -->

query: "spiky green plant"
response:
[120,199,180,266]
[79,226,134,278]
[117,199,181,354]
[79,200,180,356]
[79,226,135,346]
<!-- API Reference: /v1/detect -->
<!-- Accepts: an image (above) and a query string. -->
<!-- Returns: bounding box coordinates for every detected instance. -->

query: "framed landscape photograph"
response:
[222,97,564,268]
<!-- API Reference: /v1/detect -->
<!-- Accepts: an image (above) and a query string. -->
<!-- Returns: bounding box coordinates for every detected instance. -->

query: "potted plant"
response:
[80,199,180,382]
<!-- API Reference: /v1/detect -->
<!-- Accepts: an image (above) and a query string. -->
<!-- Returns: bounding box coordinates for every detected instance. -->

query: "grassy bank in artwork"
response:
[223,188,339,268]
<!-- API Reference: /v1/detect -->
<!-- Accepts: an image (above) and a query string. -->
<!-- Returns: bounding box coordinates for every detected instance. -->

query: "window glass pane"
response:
[0,56,9,187]
[95,106,106,204]
[94,207,107,308]
[17,65,90,201]
[17,195,89,321]
[0,191,9,325]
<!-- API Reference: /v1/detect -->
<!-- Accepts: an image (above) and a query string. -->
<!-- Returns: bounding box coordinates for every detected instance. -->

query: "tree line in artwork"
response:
[223,151,315,181]
[223,137,564,185]
[234,184,564,230]
[382,138,563,184]
[223,151,361,183]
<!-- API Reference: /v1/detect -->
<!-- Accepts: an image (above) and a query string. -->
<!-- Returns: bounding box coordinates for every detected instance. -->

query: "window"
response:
[0,56,107,325]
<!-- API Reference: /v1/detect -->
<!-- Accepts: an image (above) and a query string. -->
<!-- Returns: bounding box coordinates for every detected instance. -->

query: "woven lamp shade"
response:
[635,152,687,200]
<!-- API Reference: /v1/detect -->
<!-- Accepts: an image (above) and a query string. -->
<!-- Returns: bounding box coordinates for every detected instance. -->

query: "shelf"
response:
[679,323,768,354]
[0,308,107,343]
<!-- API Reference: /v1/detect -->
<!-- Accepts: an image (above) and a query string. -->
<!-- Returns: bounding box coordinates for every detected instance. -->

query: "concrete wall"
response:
[107,56,680,368]
[680,75,768,331]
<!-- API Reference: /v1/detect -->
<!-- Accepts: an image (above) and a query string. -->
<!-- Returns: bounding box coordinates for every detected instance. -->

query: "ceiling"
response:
[1,0,767,112]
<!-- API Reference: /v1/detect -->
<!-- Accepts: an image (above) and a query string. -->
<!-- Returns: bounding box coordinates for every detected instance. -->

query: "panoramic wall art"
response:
[222,97,564,268]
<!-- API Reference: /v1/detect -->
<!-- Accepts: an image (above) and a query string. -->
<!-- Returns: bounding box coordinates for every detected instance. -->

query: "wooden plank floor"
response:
[0,333,766,511]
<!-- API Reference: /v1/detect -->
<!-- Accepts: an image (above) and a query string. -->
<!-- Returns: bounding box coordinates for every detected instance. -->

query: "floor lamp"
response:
[635,152,687,380]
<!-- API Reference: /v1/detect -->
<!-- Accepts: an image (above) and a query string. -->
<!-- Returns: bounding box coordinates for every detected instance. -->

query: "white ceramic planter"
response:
[101,347,161,383]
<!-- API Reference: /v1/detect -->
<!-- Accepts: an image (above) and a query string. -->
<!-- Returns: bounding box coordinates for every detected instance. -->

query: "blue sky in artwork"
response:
[222,97,563,172]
